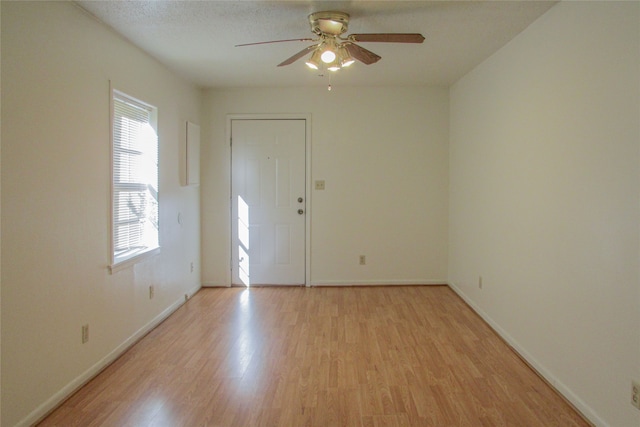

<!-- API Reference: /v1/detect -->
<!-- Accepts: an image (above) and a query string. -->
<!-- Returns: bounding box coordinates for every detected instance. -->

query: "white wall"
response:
[201,86,449,287]
[1,2,201,426]
[449,2,639,426]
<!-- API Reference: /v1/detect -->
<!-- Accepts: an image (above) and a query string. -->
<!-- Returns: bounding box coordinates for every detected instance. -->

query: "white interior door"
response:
[231,119,306,286]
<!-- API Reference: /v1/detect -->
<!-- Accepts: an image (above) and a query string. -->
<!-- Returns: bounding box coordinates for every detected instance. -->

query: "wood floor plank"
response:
[37,286,591,426]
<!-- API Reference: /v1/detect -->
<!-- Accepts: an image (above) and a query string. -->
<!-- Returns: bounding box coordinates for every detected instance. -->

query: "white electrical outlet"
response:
[315,180,325,190]
[81,324,89,344]
[149,285,154,299]
[359,255,366,265]
[190,262,194,273]
[632,380,640,410]
[479,276,483,289]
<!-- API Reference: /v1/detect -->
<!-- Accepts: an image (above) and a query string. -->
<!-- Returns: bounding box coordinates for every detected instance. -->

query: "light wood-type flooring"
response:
[38,286,591,426]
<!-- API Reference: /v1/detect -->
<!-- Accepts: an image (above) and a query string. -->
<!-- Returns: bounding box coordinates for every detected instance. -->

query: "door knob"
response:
[298,209,304,215]
[298,197,304,203]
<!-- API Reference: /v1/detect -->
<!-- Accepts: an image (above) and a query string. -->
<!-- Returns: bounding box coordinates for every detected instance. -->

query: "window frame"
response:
[109,86,160,273]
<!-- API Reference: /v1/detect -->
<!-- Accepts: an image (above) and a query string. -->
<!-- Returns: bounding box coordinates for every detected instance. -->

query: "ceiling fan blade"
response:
[344,43,381,65]
[349,33,425,43]
[235,38,314,47]
[277,45,318,67]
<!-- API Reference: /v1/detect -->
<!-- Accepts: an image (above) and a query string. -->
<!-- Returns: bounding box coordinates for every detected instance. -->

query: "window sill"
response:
[109,246,160,274]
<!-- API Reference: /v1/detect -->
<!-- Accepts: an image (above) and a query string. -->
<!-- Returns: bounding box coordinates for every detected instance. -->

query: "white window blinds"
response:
[112,91,159,266]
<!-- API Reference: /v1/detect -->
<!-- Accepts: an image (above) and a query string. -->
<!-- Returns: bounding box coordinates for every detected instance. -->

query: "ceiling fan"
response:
[236,11,425,72]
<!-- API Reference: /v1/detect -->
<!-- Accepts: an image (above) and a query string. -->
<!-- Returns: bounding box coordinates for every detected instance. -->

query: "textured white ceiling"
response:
[75,1,557,89]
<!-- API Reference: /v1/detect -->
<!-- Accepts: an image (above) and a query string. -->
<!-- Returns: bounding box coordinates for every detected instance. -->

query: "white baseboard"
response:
[20,284,202,427]
[202,281,446,288]
[310,280,447,287]
[447,281,606,427]
[201,282,231,287]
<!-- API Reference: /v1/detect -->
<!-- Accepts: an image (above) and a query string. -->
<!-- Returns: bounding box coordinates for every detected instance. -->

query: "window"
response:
[111,90,159,269]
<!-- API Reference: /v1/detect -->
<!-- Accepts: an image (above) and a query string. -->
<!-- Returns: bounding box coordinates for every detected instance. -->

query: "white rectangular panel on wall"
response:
[186,121,200,186]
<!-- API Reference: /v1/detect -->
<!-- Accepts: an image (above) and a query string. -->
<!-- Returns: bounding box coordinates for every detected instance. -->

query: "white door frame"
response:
[227,113,312,287]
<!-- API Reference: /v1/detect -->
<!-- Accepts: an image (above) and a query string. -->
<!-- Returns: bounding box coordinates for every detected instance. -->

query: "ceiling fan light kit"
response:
[338,45,355,68]
[236,10,424,75]
[305,49,322,69]
[319,37,338,63]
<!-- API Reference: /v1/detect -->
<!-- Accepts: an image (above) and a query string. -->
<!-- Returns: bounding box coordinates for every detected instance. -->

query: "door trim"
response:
[227,114,312,287]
